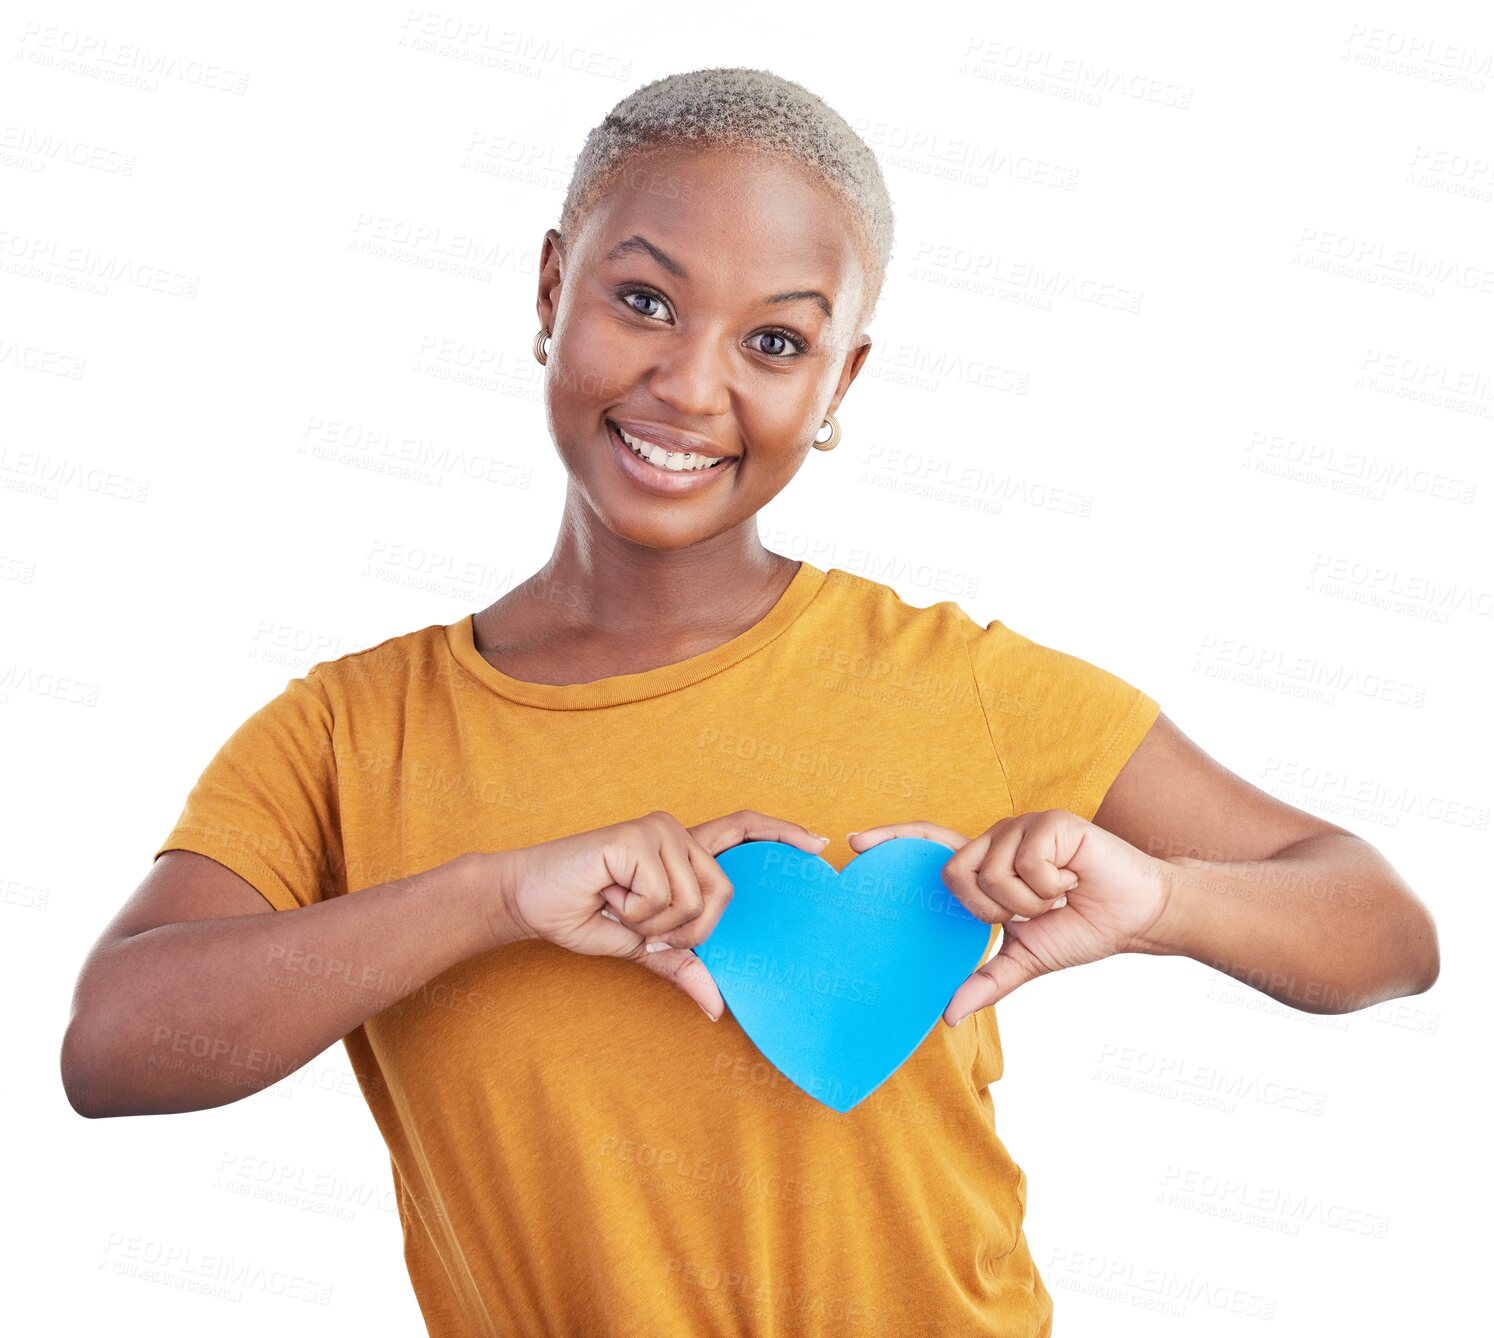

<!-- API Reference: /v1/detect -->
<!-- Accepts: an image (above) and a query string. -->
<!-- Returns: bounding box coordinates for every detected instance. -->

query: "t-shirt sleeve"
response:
[152,668,344,912]
[964,617,1161,822]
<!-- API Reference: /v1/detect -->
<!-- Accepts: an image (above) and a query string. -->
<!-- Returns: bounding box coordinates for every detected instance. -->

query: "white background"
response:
[5,0,1489,1332]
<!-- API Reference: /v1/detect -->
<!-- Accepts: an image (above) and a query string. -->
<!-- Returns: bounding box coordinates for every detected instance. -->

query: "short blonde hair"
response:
[559,66,894,331]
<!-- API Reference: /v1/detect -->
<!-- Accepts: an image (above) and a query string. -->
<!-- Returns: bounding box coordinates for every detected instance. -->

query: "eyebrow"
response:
[603,234,834,321]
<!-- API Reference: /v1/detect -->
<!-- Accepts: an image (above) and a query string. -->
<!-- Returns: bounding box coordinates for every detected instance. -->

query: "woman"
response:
[61,68,1439,1336]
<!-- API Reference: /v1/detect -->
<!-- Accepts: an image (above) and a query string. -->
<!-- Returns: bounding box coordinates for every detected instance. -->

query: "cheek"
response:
[554,316,638,404]
[739,403,816,456]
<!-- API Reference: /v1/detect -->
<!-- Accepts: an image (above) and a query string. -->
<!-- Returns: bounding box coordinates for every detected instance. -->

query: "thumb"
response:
[586,905,653,956]
[597,903,726,1021]
[637,940,727,1021]
[944,927,1049,1023]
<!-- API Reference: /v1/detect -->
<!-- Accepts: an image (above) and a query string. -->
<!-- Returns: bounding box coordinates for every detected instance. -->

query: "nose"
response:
[644,327,733,420]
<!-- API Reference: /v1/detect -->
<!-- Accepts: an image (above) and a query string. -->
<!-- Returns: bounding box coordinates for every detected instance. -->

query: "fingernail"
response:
[847,830,860,838]
[1051,895,1067,910]
[699,1004,720,1021]
[810,833,830,843]
[1010,913,1029,923]
[645,938,671,953]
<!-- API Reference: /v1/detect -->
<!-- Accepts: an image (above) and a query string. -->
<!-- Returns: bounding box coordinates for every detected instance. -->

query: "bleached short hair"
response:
[559,66,895,332]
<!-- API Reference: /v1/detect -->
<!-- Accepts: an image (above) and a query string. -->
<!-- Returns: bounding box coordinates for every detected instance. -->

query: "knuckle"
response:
[1011,849,1046,878]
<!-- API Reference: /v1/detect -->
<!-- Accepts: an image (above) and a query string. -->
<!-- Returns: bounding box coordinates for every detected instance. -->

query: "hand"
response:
[849,810,1169,1022]
[490,810,831,1020]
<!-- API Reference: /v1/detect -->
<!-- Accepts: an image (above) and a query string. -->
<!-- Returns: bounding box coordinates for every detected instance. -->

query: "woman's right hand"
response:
[487,810,831,1019]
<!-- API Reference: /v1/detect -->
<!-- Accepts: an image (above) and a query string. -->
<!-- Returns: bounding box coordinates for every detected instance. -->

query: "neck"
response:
[517,515,799,641]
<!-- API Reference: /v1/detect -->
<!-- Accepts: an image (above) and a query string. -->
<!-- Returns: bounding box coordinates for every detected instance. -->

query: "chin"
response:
[602,511,722,553]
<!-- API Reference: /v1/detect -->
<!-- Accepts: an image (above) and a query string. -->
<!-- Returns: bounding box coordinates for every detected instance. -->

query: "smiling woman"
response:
[519,142,878,591]
[65,63,1437,1338]
[469,68,895,680]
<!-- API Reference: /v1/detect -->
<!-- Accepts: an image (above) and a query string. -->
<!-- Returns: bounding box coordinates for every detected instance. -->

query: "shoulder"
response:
[815,567,1089,681]
[814,568,1076,700]
[301,621,457,707]
[816,566,986,644]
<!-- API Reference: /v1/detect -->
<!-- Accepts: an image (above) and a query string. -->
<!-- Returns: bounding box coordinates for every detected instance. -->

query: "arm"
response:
[1095,712,1440,1013]
[60,849,519,1119]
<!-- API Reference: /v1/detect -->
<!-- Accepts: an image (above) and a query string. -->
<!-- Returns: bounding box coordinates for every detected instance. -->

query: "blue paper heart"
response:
[695,837,990,1114]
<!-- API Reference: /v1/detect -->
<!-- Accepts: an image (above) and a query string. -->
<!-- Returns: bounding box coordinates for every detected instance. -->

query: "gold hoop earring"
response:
[811,412,840,451]
[533,328,551,365]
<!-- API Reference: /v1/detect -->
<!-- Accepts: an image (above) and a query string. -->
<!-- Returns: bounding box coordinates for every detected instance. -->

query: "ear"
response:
[836,334,874,402]
[536,228,566,335]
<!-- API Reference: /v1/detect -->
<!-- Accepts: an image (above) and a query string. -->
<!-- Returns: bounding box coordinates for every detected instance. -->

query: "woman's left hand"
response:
[848,811,1171,1023]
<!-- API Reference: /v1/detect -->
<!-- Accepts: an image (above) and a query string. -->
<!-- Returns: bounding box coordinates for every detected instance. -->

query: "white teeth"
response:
[615,424,728,472]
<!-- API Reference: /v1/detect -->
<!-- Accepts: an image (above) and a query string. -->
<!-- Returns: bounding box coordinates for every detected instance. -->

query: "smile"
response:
[611,421,735,471]
[605,419,739,495]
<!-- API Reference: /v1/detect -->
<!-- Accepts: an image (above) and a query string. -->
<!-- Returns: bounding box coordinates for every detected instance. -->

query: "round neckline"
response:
[446,559,829,709]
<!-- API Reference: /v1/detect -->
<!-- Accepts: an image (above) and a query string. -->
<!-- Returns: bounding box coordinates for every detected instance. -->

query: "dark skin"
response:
[57,147,1440,1124]
[472,143,1440,1022]
[474,144,872,684]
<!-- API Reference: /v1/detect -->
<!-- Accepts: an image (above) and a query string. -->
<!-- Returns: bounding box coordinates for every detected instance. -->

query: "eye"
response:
[619,286,670,322]
[748,327,810,359]
[615,286,810,360]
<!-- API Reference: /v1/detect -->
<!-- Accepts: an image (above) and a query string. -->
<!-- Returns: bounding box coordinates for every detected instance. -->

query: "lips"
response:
[606,417,738,462]
[604,417,739,494]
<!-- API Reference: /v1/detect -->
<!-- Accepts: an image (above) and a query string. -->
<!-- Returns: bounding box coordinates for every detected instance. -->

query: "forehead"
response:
[579,144,865,313]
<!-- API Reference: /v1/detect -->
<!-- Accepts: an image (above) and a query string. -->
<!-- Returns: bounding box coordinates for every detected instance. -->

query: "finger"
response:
[603,836,672,928]
[848,820,970,852]
[940,827,1013,922]
[968,819,1056,921]
[581,904,649,957]
[1012,828,1080,904]
[943,968,997,1026]
[659,840,734,948]
[599,887,631,918]
[628,832,704,938]
[635,941,726,1020]
[944,933,1048,1022]
[987,846,1066,918]
[689,809,832,858]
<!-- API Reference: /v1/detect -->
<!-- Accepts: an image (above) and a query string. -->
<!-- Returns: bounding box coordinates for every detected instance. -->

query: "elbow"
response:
[1412,923,1440,997]
[1356,859,1441,1007]
[60,1017,113,1120]
[1361,895,1440,1010]
[1404,893,1441,998]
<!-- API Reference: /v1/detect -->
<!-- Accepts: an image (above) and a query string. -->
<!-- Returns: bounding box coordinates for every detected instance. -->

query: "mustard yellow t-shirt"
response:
[154,560,1160,1337]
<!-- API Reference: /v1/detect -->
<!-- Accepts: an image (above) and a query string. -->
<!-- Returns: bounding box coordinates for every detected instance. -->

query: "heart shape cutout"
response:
[695,837,991,1113]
